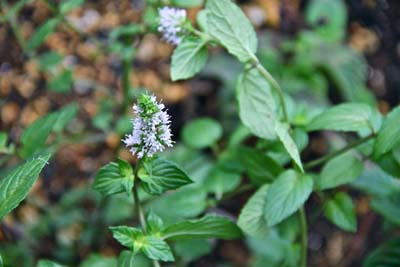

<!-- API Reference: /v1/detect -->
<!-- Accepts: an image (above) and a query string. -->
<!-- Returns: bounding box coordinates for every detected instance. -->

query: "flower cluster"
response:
[123,94,173,158]
[158,7,187,45]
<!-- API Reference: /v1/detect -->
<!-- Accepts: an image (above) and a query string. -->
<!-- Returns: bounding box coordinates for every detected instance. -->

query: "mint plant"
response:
[1,0,399,266]
[93,93,241,265]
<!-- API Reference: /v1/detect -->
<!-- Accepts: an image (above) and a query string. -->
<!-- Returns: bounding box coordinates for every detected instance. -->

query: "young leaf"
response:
[0,254,3,267]
[264,170,313,226]
[275,122,304,172]
[147,211,164,235]
[206,0,257,62]
[316,154,363,190]
[118,251,136,267]
[93,159,134,196]
[26,18,59,53]
[363,238,400,267]
[238,184,269,236]
[162,214,242,240]
[323,192,357,232]
[171,38,208,81]
[181,117,222,149]
[109,226,143,251]
[138,158,193,195]
[236,68,277,140]
[374,106,400,157]
[142,237,174,262]
[20,113,58,158]
[0,154,50,219]
[306,103,374,133]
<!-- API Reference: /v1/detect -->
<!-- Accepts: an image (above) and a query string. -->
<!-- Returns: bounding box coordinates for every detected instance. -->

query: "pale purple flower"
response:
[158,7,187,45]
[123,94,173,158]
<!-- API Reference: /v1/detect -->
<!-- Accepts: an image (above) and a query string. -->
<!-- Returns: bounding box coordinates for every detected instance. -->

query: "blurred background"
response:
[0,0,399,266]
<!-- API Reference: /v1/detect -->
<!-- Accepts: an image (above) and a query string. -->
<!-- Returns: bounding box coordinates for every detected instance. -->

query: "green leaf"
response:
[26,18,59,53]
[308,44,376,104]
[139,158,193,195]
[60,0,84,14]
[238,147,283,184]
[238,184,269,236]
[206,0,257,62]
[307,103,375,133]
[171,0,203,7]
[109,226,143,251]
[323,192,357,232]
[371,194,400,226]
[265,170,313,226]
[174,239,212,262]
[351,167,400,197]
[142,237,174,262]
[48,69,73,93]
[80,254,118,267]
[203,167,241,200]
[20,113,58,158]
[363,238,400,267]
[0,254,3,267]
[374,106,400,157]
[0,154,50,219]
[171,38,208,81]
[53,103,79,133]
[147,211,164,235]
[162,214,242,240]
[236,68,277,140]
[145,186,207,220]
[93,159,134,196]
[316,154,363,190]
[36,260,65,267]
[118,251,136,267]
[305,0,347,42]
[275,122,303,172]
[181,117,222,149]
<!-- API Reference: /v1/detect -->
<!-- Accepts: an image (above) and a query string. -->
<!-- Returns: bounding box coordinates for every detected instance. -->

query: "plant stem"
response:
[304,133,375,170]
[254,61,289,123]
[299,206,308,267]
[132,160,161,267]
[122,58,132,112]
[133,160,147,231]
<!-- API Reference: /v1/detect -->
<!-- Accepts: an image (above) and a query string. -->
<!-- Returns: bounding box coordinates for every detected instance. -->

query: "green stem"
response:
[133,160,147,231]
[132,160,161,267]
[122,58,132,112]
[299,207,308,267]
[304,133,375,170]
[254,60,289,123]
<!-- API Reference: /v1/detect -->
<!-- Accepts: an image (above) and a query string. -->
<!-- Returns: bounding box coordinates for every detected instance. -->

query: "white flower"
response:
[158,7,187,45]
[123,94,173,158]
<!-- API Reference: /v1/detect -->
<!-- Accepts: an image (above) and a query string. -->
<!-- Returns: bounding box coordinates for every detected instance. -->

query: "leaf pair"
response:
[93,157,193,196]
[238,170,313,234]
[110,214,242,262]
